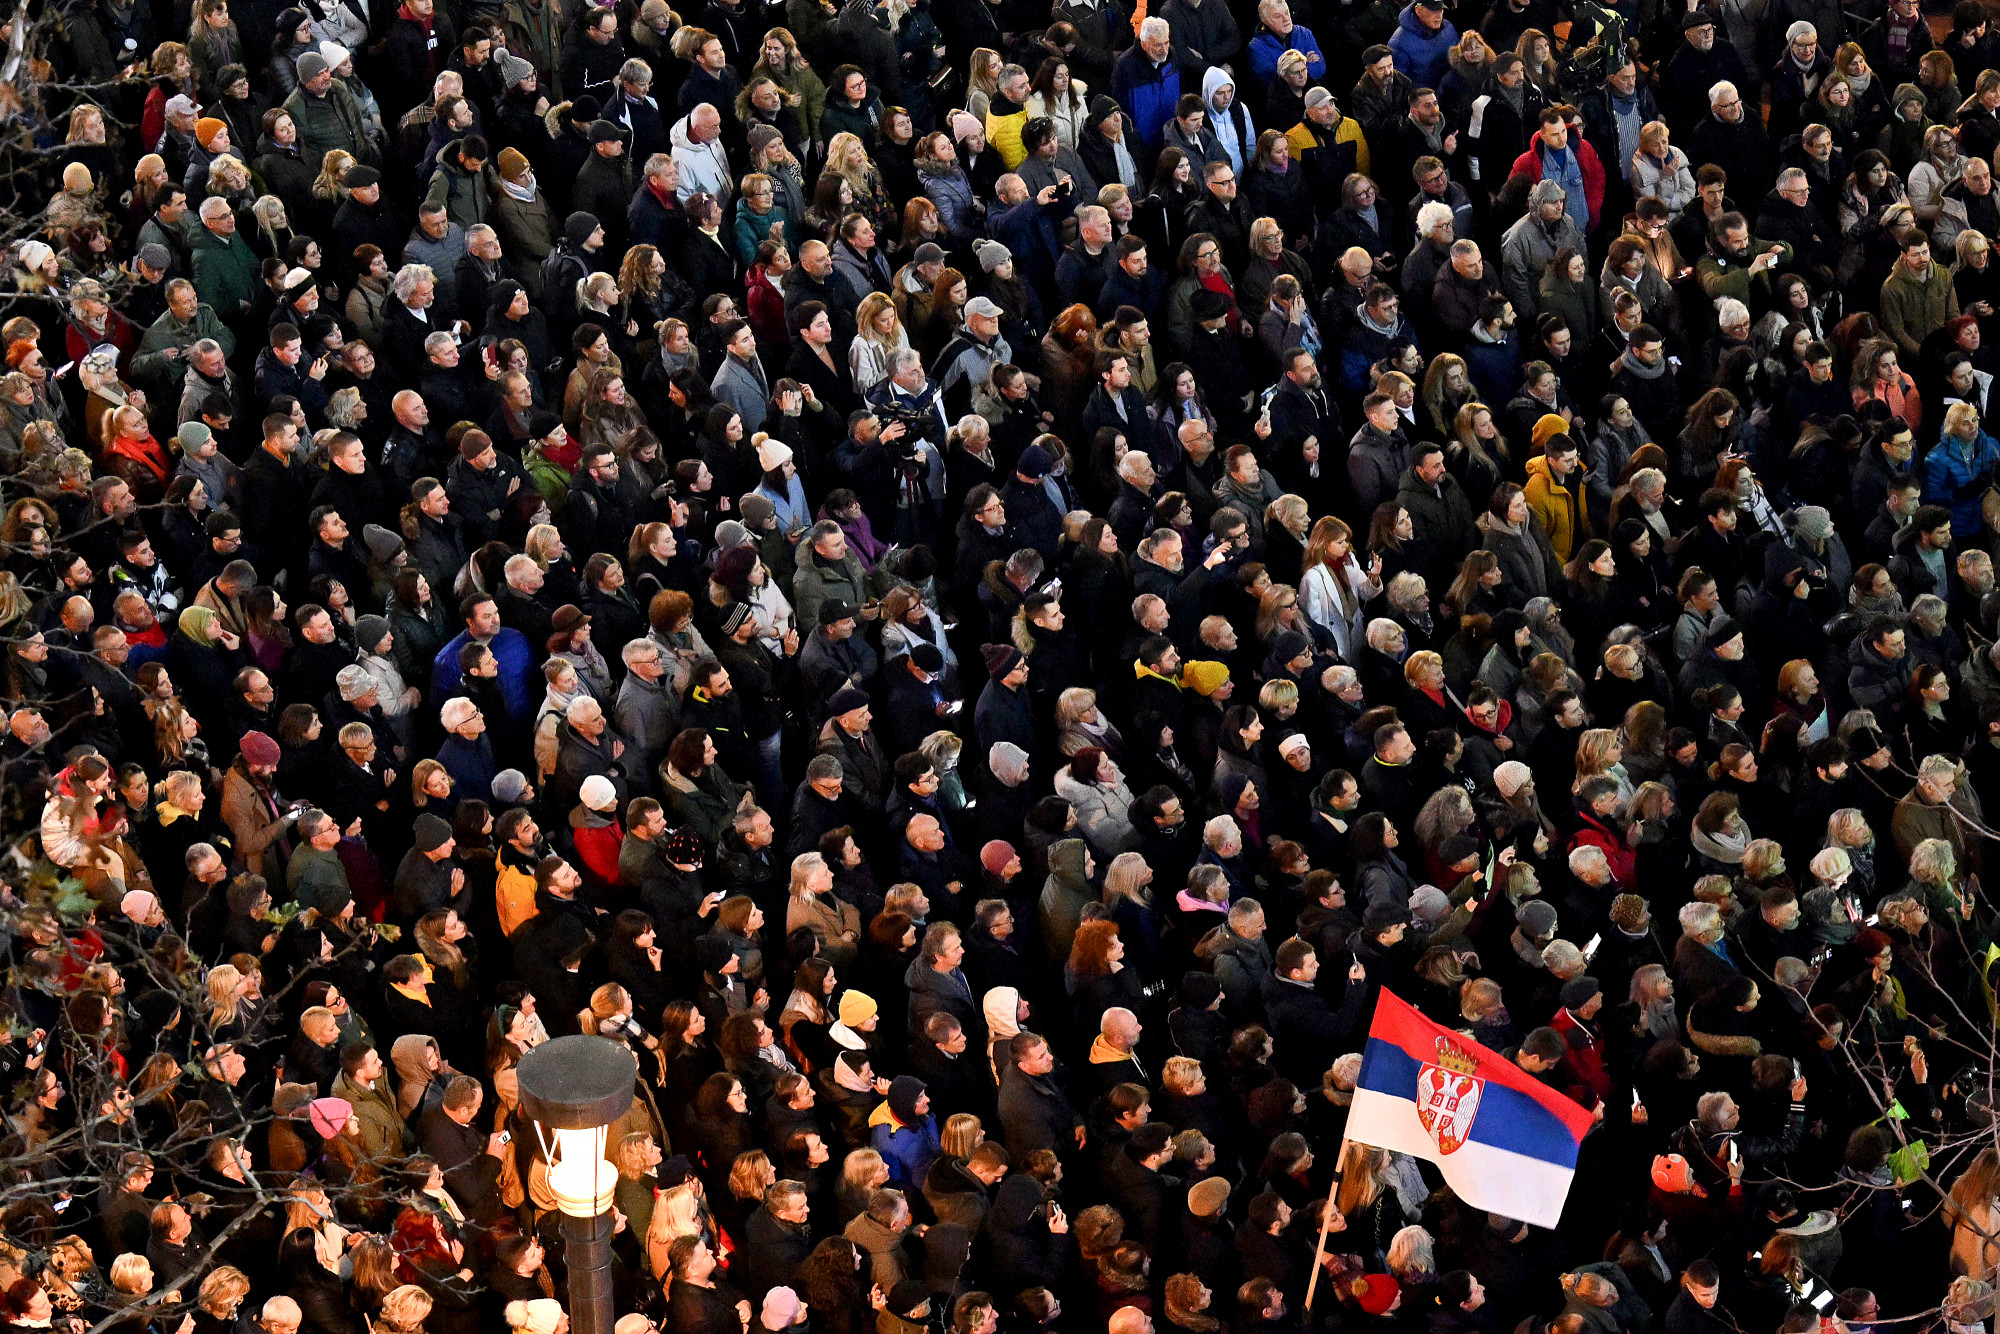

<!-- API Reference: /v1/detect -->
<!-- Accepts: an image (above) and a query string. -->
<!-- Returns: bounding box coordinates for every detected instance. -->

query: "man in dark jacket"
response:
[1754,170,1838,281]
[737,1182,815,1302]
[1397,446,1481,587]
[1686,81,1771,189]
[995,1032,1082,1157]
[974,644,1036,759]
[381,0,458,121]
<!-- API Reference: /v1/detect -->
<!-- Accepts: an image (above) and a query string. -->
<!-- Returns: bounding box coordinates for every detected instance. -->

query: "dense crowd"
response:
[16,2,2000,1334]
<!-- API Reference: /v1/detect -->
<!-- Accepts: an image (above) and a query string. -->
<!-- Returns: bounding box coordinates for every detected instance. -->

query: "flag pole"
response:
[1302,1135,1350,1315]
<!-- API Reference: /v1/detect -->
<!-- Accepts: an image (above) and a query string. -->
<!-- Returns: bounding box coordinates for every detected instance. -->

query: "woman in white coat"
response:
[1052,747,1136,859]
[1628,122,1696,214]
[1298,515,1383,665]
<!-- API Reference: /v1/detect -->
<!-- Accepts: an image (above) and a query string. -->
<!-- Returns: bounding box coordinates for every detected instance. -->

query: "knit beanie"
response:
[838,991,878,1025]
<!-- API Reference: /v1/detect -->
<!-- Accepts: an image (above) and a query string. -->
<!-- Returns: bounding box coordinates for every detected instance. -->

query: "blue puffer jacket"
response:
[869,1095,942,1188]
[921,165,980,244]
[1248,22,1325,86]
[1921,427,2000,534]
[1112,43,1181,151]
[1388,4,1457,89]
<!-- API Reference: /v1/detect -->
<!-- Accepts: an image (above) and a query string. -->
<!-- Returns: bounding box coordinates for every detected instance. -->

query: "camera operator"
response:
[844,349,948,546]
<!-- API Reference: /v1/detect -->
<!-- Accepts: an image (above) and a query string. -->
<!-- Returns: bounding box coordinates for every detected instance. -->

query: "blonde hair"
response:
[1809,846,1851,884]
[378,1286,433,1334]
[1574,728,1622,781]
[646,1180,703,1252]
[206,964,245,1026]
[788,852,827,900]
[939,1113,983,1158]
[199,1267,251,1315]
[525,524,564,566]
[613,1132,658,1179]
[109,1254,153,1293]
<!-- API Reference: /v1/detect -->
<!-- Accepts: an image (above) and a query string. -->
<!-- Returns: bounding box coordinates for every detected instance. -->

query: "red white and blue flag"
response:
[1347,990,1594,1227]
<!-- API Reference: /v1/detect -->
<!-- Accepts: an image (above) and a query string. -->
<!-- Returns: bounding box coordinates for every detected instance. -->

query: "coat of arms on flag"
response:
[1415,1035,1484,1155]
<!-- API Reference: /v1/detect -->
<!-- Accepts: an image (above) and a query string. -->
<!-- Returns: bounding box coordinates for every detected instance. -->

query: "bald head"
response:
[1110,1309,1153,1334]
[1101,1007,1140,1051]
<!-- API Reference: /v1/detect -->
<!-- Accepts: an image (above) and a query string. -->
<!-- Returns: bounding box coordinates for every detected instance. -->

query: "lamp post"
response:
[514,1035,636,1334]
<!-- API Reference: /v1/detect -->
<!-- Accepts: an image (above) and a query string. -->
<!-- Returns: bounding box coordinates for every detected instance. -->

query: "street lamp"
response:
[515,1035,637,1334]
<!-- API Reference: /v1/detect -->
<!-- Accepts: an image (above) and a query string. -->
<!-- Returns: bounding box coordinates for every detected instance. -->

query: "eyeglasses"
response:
[1196,247,1219,260]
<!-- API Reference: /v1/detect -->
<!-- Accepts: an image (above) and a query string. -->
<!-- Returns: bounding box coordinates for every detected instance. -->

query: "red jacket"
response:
[1551,1005,1611,1106]
[746,263,788,351]
[1569,808,1636,886]
[1508,134,1607,231]
[571,813,624,889]
[66,310,139,373]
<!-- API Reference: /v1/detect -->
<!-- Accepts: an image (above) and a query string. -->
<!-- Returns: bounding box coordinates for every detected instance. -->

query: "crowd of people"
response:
[14,1,2000,1334]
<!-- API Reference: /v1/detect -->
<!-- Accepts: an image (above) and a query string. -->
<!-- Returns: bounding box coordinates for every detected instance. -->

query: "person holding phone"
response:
[252,323,330,420]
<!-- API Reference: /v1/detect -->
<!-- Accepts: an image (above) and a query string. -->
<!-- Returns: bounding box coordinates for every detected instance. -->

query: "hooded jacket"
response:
[669,112,731,203]
[1201,67,1256,176]
[987,1174,1068,1289]
[870,1076,943,1187]
[1523,454,1588,561]
[1038,838,1093,959]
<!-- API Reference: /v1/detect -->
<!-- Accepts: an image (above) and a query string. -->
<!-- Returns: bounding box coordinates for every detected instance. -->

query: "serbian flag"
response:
[1348,990,1594,1228]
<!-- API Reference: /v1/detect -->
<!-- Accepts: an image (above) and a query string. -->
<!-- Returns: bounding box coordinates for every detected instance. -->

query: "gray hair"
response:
[198,195,232,219]
[1568,844,1609,875]
[1541,939,1584,973]
[1416,200,1454,236]
[392,263,435,302]
[1709,79,1738,106]
[1678,901,1722,938]
[1138,15,1169,40]
[1714,297,1750,329]
[886,346,924,377]
[1387,572,1427,606]
[619,57,652,83]
[423,331,456,355]
[1203,814,1240,848]
[326,387,364,429]
[1919,754,1960,786]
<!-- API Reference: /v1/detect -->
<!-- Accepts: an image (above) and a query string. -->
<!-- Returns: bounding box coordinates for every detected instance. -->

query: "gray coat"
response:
[1476,509,1561,604]
[492,187,556,294]
[710,352,772,434]
[613,669,678,798]
[791,546,872,630]
[1500,210,1586,321]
